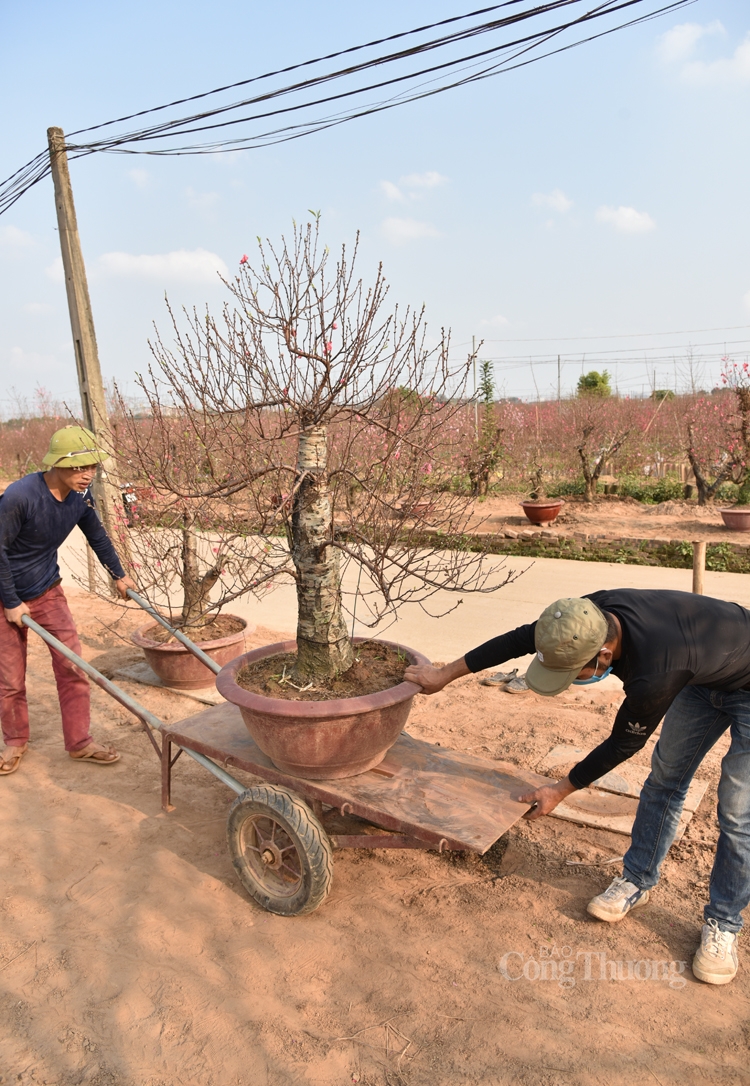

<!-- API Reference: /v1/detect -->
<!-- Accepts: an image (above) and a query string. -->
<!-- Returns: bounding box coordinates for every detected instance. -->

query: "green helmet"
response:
[42,426,105,468]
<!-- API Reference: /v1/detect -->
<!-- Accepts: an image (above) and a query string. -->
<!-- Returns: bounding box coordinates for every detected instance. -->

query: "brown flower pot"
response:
[215,638,430,779]
[131,616,251,690]
[719,508,750,531]
[521,499,565,525]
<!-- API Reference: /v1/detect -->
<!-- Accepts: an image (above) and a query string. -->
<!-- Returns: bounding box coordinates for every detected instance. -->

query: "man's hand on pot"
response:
[4,602,31,628]
[518,777,576,821]
[403,657,470,695]
[114,575,138,600]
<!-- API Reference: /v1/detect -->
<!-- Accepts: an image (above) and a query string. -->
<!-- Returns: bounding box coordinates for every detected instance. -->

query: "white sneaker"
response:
[505,675,530,695]
[479,668,518,688]
[692,919,739,985]
[586,876,650,923]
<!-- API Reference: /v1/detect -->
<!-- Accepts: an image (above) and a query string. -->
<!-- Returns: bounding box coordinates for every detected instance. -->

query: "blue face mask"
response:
[573,662,613,686]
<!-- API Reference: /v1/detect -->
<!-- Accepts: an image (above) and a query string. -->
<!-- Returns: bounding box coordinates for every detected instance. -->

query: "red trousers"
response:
[0,583,92,752]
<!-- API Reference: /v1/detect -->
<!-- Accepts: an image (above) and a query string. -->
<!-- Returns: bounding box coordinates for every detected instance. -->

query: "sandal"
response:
[0,744,28,776]
[70,742,120,766]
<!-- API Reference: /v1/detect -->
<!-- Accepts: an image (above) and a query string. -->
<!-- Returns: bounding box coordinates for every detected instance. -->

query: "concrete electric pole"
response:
[47,126,130,586]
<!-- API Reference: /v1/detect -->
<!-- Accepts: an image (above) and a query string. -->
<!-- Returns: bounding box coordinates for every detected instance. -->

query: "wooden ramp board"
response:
[115,661,223,706]
[538,744,709,813]
[531,744,709,840]
[165,704,535,853]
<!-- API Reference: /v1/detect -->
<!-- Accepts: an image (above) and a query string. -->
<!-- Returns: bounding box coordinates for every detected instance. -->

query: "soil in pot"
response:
[216,638,428,779]
[132,614,249,690]
[236,642,408,702]
[146,615,245,643]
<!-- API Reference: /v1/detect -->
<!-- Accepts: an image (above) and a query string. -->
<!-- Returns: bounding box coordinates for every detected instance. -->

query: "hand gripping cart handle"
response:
[20,612,244,796]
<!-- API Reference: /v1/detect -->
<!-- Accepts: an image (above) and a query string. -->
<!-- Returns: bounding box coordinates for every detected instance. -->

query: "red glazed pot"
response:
[719,508,750,531]
[215,638,429,779]
[521,499,565,525]
[131,616,251,690]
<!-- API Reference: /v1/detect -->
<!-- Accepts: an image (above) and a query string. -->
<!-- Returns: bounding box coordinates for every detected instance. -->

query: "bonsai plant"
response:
[111,416,271,688]
[118,222,520,773]
[462,360,504,499]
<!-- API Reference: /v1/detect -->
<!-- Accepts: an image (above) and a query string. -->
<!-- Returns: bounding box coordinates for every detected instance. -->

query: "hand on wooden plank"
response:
[518,777,577,820]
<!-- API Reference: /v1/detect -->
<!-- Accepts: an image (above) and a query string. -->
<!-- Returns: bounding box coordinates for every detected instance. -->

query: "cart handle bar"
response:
[126,589,221,676]
[21,614,245,796]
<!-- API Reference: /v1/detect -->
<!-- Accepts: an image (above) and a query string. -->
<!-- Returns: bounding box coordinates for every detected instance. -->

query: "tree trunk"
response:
[181,515,221,629]
[292,425,353,680]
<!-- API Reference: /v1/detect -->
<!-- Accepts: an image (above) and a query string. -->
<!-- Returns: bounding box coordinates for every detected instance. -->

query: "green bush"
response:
[546,478,590,498]
[616,474,684,504]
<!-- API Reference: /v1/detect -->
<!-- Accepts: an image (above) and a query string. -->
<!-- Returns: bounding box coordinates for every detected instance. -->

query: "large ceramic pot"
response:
[131,616,251,690]
[719,508,750,531]
[521,499,565,525]
[216,638,429,779]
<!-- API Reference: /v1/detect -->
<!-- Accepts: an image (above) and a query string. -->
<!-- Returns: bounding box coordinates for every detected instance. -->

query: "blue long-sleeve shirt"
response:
[0,472,125,608]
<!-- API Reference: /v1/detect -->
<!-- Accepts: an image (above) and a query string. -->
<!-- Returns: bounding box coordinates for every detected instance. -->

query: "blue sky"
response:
[1,0,749,412]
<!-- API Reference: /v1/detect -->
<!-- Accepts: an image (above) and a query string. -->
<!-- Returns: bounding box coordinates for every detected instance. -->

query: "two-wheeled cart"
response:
[22,593,537,916]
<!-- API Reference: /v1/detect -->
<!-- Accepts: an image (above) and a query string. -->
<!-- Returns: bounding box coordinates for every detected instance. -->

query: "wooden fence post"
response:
[692,541,706,595]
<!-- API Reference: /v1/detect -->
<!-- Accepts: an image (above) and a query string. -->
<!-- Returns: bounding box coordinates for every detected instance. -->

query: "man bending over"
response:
[404,590,750,986]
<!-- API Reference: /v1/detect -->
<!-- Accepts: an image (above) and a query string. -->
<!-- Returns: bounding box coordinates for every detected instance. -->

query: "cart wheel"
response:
[227,785,333,916]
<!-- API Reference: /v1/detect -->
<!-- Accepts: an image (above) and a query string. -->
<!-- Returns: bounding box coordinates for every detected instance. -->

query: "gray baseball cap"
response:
[525,597,608,696]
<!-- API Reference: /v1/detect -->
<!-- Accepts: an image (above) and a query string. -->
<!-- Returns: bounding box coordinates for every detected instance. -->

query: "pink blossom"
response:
[212,547,219,554]
[332,321,338,330]
[239,254,248,265]
[422,463,433,474]
[325,342,333,353]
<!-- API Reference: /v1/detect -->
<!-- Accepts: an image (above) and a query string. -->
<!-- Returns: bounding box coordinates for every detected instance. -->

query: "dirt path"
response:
[1,591,746,1086]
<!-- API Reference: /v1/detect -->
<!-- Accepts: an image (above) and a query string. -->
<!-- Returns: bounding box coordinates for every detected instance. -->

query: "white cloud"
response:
[658,21,750,85]
[531,189,572,213]
[380,180,405,202]
[186,187,220,210]
[128,168,150,189]
[379,171,448,203]
[0,225,35,248]
[381,218,440,245]
[97,248,229,283]
[400,171,447,190]
[480,314,510,328]
[657,21,724,64]
[684,34,750,85]
[45,257,64,282]
[596,205,656,234]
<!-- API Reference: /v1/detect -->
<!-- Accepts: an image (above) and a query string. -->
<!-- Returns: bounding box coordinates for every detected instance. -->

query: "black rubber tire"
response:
[226,785,334,916]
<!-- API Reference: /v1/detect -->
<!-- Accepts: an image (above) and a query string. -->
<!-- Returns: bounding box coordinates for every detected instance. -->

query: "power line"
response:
[0,0,691,215]
[461,322,750,345]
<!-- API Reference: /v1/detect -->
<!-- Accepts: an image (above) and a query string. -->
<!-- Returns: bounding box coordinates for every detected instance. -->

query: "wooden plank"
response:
[537,744,709,813]
[115,662,223,706]
[165,704,536,853]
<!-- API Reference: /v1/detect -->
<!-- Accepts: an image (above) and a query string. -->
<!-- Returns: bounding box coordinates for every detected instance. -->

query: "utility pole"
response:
[47,127,130,586]
[557,354,561,403]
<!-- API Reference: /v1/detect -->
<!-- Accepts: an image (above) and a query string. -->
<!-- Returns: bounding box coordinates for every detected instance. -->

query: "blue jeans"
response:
[623,685,750,933]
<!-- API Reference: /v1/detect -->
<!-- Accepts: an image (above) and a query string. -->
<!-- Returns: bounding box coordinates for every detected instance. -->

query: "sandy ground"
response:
[466,495,747,543]
[1,587,748,1086]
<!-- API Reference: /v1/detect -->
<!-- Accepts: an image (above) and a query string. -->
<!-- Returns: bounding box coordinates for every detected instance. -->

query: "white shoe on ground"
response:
[479,668,518,688]
[586,876,650,922]
[692,919,739,985]
[505,675,530,695]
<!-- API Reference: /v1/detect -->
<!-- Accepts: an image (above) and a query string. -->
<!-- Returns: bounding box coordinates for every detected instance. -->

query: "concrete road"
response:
[59,536,750,682]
